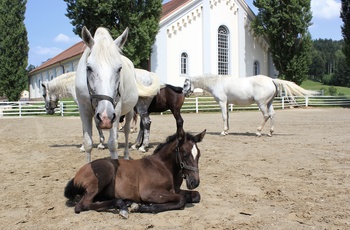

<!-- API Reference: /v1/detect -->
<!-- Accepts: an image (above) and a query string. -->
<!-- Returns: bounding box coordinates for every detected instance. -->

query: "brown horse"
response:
[64,129,206,217]
[132,84,186,152]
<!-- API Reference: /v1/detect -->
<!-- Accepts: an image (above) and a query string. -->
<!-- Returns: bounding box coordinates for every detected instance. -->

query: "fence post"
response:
[19,101,22,117]
[305,96,309,107]
[196,97,199,113]
[60,101,64,116]
[281,97,284,110]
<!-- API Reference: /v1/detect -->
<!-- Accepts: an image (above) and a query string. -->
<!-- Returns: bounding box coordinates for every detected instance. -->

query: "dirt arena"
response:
[0,107,349,229]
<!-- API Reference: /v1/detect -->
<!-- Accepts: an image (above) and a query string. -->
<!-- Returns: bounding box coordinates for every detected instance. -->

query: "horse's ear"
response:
[194,129,206,143]
[114,27,129,48]
[81,26,94,48]
[41,82,47,89]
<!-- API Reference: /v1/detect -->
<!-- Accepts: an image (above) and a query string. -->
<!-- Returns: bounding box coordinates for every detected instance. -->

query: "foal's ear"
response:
[194,129,206,143]
[115,27,129,48]
[82,26,94,49]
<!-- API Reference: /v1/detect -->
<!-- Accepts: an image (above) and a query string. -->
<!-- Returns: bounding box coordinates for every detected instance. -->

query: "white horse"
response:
[183,74,317,136]
[42,72,105,150]
[76,26,158,162]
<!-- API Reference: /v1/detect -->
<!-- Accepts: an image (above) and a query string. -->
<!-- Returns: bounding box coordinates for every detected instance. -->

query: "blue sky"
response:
[25,0,342,67]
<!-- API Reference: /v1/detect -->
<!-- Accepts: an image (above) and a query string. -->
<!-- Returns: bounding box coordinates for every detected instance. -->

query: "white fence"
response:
[1,96,350,117]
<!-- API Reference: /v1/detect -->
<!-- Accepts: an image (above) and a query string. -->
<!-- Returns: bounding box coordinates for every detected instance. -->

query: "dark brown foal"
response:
[64,129,206,217]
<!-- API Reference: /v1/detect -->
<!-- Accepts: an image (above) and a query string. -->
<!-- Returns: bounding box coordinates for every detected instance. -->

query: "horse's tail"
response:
[272,79,318,101]
[135,72,160,97]
[64,178,85,201]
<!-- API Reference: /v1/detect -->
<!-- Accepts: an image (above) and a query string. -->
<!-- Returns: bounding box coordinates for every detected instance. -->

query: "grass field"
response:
[301,80,350,95]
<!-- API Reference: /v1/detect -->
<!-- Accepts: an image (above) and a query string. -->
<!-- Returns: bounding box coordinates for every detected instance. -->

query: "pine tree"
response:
[341,0,350,65]
[64,0,162,69]
[0,0,28,101]
[252,0,313,85]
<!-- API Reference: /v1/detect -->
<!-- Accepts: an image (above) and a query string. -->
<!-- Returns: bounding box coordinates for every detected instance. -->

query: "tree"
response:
[308,49,325,82]
[341,0,350,65]
[64,0,162,69]
[252,0,313,85]
[0,0,28,101]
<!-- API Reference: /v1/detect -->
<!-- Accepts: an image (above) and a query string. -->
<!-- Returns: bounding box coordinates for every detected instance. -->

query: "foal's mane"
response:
[47,72,75,95]
[153,132,196,155]
[92,28,122,68]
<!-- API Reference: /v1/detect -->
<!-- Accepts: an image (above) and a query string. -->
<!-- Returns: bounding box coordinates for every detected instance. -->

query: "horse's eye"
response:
[117,66,122,73]
[87,66,92,73]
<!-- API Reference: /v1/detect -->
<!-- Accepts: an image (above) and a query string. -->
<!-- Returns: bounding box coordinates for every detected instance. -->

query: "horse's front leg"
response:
[219,101,229,136]
[131,191,186,213]
[80,114,93,162]
[108,118,119,159]
[123,111,133,159]
[94,117,105,149]
[179,189,201,203]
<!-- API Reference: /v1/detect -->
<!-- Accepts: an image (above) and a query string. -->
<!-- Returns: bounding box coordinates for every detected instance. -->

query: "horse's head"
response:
[81,26,129,129]
[177,129,206,189]
[42,81,58,115]
[182,78,193,97]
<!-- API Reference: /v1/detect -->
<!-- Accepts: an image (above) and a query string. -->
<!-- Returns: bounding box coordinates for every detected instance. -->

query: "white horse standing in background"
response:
[183,74,317,136]
[75,26,158,162]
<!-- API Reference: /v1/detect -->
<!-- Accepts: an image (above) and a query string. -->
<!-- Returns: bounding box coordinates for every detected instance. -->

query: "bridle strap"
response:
[176,146,198,173]
[86,76,120,109]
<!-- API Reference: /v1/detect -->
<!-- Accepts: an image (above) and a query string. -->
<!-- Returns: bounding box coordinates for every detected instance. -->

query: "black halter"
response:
[175,146,198,178]
[86,76,120,109]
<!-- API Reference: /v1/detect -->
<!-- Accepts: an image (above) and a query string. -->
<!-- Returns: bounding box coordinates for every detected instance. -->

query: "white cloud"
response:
[311,0,341,20]
[34,46,63,56]
[54,33,81,43]
[54,33,70,43]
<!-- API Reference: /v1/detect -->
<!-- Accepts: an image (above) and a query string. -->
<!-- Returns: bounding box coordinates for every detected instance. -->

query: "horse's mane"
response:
[165,84,183,93]
[92,28,122,68]
[191,74,233,90]
[153,132,197,155]
[47,72,75,96]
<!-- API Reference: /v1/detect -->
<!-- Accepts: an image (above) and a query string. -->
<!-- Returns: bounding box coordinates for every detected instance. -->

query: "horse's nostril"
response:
[111,113,116,123]
[96,113,102,122]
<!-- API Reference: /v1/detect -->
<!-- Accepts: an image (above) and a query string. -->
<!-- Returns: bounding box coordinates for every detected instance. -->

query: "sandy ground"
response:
[0,107,349,230]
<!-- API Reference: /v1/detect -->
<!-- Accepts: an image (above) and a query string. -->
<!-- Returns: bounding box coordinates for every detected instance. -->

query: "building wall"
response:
[29,58,79,99]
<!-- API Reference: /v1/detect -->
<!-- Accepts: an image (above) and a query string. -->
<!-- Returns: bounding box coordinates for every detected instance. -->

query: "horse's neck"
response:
[152,141,180,173]
[49,75,76,99]
[191,76,215,93]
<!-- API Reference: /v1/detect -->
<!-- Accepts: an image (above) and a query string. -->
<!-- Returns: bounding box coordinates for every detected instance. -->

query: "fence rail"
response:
[1,96,350,117]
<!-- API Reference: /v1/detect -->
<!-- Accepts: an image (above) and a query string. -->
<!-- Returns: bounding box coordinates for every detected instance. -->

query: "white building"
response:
[28,0,274,99]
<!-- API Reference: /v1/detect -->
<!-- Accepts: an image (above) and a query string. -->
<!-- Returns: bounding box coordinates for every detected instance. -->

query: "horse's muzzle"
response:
[186,176,200,189]
[96,112,116,129]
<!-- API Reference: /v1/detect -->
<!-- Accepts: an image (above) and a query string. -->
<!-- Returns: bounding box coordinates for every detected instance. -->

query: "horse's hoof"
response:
[256,132,262,137]
[130,203,139,212]
[79,145,85,152]
[220,131,228,136]
[138,146,146,153]
[97,144,105,150]
[267,133,272,137]
[119,209,129,219]
[131,144,138,150]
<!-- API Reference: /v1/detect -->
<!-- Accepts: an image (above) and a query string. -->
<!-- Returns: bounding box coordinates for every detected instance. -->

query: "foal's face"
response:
[180,141,201,189]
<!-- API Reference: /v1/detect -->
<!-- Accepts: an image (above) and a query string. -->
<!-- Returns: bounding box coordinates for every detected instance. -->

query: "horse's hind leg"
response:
[267,103,275,137]
[256,104,269,137]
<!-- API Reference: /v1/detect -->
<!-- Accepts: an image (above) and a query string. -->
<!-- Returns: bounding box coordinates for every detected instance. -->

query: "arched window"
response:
[254,61,260,75]
[218,26,229,75]
[181,52,188,75]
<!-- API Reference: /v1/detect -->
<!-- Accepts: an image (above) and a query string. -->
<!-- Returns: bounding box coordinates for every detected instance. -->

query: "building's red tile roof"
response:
[161,0,190,20]
[30,0,190,75]
[29,41,85,74]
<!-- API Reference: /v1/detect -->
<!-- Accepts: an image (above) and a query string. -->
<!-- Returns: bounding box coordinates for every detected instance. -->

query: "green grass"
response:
[301,80,350,96]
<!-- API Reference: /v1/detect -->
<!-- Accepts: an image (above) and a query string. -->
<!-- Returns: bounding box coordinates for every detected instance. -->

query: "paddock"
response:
[0,108,349,229]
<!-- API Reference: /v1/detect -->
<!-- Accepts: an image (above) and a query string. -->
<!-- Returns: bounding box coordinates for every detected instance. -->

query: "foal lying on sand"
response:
[64,129,206,218]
